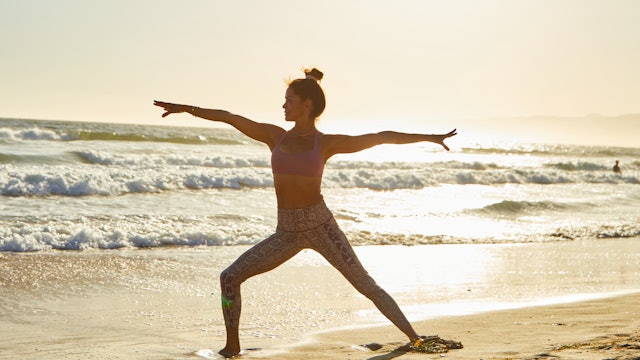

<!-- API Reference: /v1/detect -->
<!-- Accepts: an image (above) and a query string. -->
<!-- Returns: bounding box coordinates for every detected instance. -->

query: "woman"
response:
[154,68,457,357]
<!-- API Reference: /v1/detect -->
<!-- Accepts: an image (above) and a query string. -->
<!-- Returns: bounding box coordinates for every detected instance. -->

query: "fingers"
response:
[154,100,178,118]
[441,128,456,151]
[154,100,177,110]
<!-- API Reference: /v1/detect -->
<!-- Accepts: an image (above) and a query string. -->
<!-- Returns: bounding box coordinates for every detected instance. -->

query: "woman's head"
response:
[287,68,326,120]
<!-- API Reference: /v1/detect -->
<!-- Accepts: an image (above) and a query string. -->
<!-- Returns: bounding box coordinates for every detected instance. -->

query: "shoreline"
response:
[270,291,640,360]
[1,241,639,359]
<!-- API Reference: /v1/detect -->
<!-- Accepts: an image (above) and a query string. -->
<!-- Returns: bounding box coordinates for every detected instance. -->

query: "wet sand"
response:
[1,240,639,359]
[275,293,640,360]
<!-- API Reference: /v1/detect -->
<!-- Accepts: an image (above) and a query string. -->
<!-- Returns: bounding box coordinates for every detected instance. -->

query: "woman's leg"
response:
[219,232,302,356]
[310,219,419,340]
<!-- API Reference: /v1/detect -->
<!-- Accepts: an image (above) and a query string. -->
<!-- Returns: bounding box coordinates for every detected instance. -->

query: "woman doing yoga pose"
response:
[154,68,457,357]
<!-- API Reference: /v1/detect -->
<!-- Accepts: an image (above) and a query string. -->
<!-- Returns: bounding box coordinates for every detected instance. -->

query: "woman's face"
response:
[283,87,310,122]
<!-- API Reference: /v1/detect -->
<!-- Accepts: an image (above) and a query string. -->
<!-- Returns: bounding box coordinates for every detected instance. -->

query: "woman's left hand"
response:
[435,129,457,151]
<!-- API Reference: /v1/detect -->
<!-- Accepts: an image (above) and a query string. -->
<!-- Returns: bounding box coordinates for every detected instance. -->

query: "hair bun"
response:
[304,68,324,82]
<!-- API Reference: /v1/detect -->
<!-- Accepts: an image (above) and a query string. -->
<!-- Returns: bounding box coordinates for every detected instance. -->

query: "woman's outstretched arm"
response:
[153,100,283,148]
[323,129,457,158]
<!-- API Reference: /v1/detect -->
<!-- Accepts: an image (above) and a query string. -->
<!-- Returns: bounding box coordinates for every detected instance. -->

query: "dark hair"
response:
[288,68,326,119]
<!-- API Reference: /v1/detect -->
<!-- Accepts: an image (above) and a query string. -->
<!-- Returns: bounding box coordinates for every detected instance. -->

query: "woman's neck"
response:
[289,121,316,136]
[289,127,316,137]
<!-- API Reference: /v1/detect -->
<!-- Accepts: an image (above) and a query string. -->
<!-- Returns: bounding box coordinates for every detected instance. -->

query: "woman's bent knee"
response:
[220,267,236,288]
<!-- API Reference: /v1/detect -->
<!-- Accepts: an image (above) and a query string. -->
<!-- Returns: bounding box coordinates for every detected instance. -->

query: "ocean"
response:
[1,117,639,252]
[2,117,640,358]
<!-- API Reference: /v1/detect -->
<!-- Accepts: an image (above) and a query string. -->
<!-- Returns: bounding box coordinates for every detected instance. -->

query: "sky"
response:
[1,0,639,146]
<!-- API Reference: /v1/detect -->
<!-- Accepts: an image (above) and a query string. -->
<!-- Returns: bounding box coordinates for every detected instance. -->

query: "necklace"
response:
[289,129,315,137]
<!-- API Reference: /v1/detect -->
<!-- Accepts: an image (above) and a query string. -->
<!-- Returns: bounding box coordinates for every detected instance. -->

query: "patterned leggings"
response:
[219,200,415,337]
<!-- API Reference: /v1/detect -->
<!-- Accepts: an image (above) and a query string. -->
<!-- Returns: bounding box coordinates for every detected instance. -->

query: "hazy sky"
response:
[1,1,639,144]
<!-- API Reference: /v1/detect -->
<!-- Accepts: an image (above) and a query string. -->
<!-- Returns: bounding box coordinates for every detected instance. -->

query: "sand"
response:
[277,293,640,360]
[1,242,639,360]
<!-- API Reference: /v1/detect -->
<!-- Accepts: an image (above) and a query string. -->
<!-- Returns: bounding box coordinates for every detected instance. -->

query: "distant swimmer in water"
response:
[613,160,622,175]
[154,68,458,357]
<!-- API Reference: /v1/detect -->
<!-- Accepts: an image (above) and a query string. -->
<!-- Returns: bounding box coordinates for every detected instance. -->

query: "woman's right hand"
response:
[153,100,191,118]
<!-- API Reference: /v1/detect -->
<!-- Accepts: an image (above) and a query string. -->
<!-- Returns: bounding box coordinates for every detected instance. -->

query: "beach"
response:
[2,239,639,360]
[282,293,640,360]
[1,119,639,359]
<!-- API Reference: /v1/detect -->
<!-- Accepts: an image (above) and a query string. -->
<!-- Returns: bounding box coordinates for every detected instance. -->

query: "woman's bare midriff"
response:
[273,174,323,208]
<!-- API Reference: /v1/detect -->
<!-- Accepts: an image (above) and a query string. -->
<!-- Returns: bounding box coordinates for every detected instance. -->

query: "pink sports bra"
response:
[271,131,325,177]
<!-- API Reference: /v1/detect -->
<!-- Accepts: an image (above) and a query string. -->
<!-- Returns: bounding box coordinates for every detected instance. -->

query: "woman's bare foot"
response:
[218,346,241,358]
[220,325,241,358]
